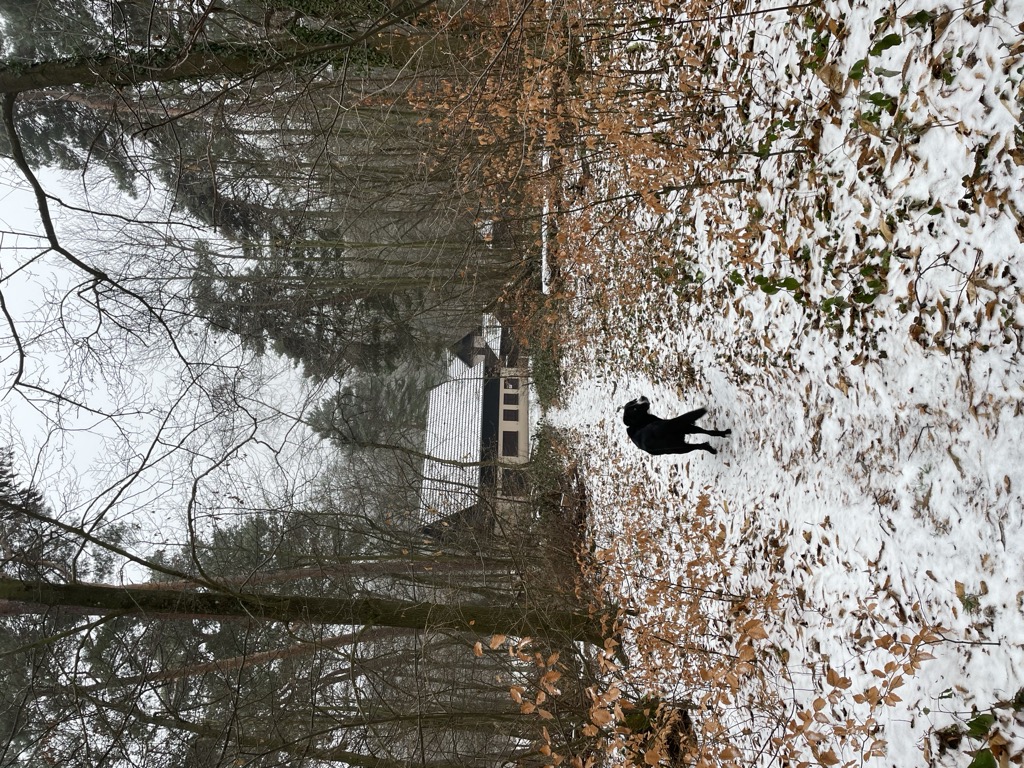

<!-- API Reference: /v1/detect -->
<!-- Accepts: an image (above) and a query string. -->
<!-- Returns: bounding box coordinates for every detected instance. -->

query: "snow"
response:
[420,356,488,522]
[547,0,1024,763]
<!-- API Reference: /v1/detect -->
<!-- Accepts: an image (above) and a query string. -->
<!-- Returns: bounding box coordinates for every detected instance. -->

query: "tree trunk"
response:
[0,577,604,644]
[134,555,515,592]
[0,40,335,94]
[0,27,473,95]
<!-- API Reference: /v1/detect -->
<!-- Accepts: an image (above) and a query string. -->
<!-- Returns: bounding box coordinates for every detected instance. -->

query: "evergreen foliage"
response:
[0,447,75,582]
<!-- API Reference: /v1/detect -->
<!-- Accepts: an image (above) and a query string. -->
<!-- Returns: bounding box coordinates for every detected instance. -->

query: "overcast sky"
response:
[1,160,326,582]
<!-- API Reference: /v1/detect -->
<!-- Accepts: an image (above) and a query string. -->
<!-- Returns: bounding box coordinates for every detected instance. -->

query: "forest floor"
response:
[541,0,1024,764]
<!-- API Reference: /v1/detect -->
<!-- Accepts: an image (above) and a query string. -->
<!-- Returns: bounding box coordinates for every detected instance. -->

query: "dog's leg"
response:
[688,426,731,438]
[667,408,706,430]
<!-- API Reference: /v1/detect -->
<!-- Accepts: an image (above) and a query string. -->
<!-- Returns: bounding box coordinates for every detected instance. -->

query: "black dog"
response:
[622,396,731,455]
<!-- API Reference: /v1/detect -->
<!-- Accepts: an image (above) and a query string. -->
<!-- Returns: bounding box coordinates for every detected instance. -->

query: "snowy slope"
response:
[550,0,1024,764]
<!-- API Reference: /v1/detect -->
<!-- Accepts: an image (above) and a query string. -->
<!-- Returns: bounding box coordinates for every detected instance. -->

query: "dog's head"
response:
[621,396,650,426]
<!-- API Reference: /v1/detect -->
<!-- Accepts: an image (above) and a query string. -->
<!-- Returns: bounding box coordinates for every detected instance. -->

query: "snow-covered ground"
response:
[547,0,1024,764]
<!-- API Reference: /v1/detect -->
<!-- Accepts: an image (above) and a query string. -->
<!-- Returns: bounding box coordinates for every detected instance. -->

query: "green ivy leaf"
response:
[1011,687,1024,711]
[869,33,903,56]
[849,58,867,80]
[852,291,879,304]
[862,91,897,111]
[822,296,848,314]
[967,748,997,768]
[966,713,996,739]
[905,10,934,27]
